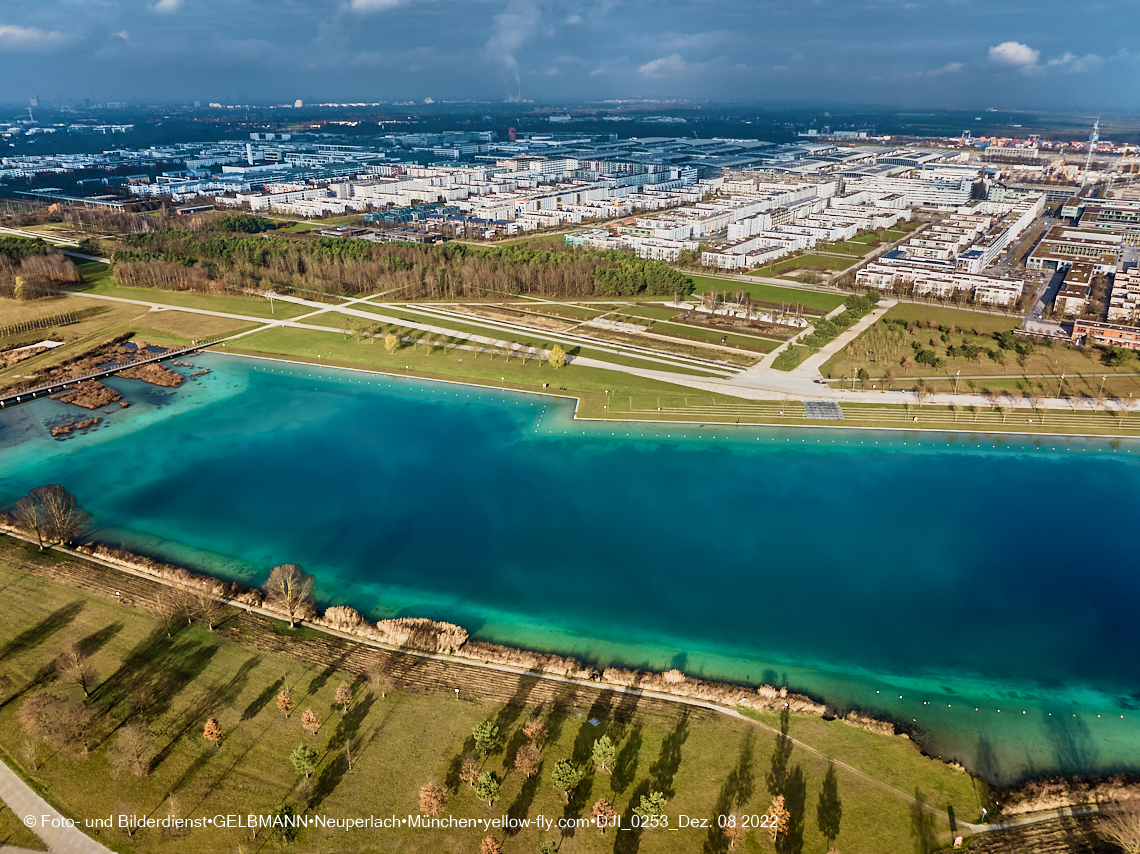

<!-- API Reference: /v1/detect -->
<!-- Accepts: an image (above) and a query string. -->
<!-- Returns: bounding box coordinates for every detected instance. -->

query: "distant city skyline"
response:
[0,0,1136,110]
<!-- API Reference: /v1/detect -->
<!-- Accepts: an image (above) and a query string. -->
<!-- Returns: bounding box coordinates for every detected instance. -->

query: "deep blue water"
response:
[2,352,1139,785]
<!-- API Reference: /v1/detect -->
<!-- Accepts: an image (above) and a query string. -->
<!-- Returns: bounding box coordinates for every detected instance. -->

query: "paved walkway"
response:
[791,299,897,376]
[0,759,116,853]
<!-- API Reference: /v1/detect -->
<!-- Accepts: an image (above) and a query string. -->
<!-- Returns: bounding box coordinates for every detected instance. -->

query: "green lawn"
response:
[687,276,846,314]
[753,254,857,278]
[0,537,984,854]
[326,307,727,377]
[228,326,721,404]
[71,280,311,320]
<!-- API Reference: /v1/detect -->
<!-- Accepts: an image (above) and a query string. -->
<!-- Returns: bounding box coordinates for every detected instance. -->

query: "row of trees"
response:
[108,230,691,300]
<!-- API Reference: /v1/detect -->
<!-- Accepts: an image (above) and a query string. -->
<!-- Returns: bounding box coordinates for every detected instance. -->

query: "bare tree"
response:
[262,564,315,628]
[724,813,746,848]
[109,722,153,778]
[367,662,394,698]
[56,646,98,698]
[301,708,320,735]
[767,795,790,840]
[334,681,352,713]
[459,754,480,787]
[193,588,226,631]
[523,718,548,748]
[18,485,91,546]
[514,745,539,778]
[276,689,294,719]
[148,586,183,638]
[592,798,616,834]
[418,781,448,816]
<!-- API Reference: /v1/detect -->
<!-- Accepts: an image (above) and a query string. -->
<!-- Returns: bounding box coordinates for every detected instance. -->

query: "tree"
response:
[20,692,97,757]
[767,795,790,839]
[56,646,98,698]
[384,333,400,353]
[290,743,319,778]
[817,763,843,847]
[262,563,315,628]
[592,798,616,834]
[334,681,353,713]
[515,745,539,778]
[193,588,225,631]
[883,368,896,391]
[474,771,501,807]
[203,718,223,748]
[1100,812,1140,854]
[591,734,615,773]
[109,722,152,778]
[472,720,501,755]
[419,781,448,816]
[302,708,320,735]
[148,586,183,638]
[15,485,90,547]
[460,754,480,787]
[479,837,503,854]
[633,790,667,819]
[276,689,294,719]
[547,344,567,369]
[551,759,584,802]
[523,718,547,748]
[536,841,558,854]
[367,662,394,698]
[724,813,746,848]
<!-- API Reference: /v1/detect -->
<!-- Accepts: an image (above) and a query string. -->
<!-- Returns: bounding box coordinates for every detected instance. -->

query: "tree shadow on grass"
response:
[648,711,689,799]
[777,765,806,854]
[704,731,755,853]
[0,600,83,663]
[307,692,377,812]
[611,725,642,797]
[505,761,543,837]
[241,676,285,723]
[304,651,351,699]
[910,788,939,854]
[75,621,124,658]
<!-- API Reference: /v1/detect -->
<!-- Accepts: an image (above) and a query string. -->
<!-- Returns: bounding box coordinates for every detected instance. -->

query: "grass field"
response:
[818,303,1140,400]
[752,254,857,279]
[687,276,846,314]
[323,306,730,376]
[70,275,311,321]
[0,796,45,850]
[229,326,718,406]
[0,537,982,854]
[127,311,259,344]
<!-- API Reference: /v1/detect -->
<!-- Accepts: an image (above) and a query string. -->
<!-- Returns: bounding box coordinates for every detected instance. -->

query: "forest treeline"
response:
[104,230,692,300]
[0,237,80,299]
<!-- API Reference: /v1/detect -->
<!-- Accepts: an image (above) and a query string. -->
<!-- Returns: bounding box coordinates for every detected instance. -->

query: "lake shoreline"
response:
[213,347,1140,441]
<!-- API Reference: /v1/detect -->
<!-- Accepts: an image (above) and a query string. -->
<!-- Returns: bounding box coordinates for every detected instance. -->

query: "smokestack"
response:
[246,143,253,166]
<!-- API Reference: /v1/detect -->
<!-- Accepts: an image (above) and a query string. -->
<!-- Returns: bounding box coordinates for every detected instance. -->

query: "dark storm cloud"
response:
[0,0,1135,107]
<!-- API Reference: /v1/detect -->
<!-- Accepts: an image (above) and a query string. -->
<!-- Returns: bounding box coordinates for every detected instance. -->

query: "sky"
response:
[0,0,1136,109]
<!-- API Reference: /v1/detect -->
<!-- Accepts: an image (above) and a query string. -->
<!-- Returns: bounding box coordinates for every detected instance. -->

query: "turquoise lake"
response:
[2,352,1139,786]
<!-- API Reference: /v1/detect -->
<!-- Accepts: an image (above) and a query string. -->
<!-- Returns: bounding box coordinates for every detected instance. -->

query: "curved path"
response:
[0,759,115,853]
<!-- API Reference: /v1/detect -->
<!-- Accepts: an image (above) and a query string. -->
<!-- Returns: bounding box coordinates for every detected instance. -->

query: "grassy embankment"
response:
[822,303,1140,402]
[0,536,979,854]
[0,796,45,850]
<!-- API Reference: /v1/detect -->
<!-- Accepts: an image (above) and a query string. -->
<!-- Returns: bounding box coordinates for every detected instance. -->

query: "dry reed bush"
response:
[843,711,896,736]
[462,641,593,679]
[117,363,184,388]
[318,605,365,633]
[57,382,122,410]
[1000,776,1140,817]
[368,617,469,653]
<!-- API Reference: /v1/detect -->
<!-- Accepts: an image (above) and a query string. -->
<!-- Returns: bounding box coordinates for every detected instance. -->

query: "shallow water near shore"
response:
[3,352,1140,786]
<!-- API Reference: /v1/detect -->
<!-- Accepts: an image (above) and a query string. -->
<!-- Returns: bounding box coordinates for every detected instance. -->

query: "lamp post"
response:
[1058,373,1065,398]
[954,370,960,395]
[1100,375,1107,396]
[604,389,610,410]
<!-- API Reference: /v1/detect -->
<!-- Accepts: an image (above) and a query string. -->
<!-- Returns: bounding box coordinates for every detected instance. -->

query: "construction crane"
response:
[1082,117,1100,185]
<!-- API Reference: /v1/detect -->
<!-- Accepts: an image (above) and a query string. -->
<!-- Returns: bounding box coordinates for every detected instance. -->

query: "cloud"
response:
[988,41,1039,68]
[912,61,963,77]
[638,53,689,78]
[484,0,543,98]
[153,0,183,12]
[0,23,69,51]
[564,14,581,24]
[349,0,413,11]
[1047,51,1102,72]
[112,30,130,40]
